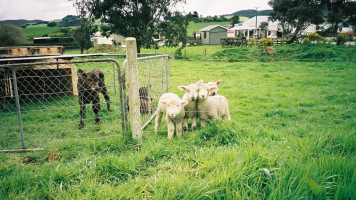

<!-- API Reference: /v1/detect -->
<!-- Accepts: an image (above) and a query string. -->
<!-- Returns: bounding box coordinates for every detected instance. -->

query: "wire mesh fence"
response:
[123,55,170,130]
[0,58,126,150]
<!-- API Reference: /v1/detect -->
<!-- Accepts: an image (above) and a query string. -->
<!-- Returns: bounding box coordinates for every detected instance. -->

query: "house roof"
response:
[200,25,227,32]
[230,16,279,31]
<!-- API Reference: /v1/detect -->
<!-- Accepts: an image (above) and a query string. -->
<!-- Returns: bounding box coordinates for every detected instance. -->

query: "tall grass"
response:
[1,44,356,199]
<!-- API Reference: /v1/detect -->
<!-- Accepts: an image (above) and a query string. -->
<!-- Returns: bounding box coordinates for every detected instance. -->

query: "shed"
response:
[200,25,228,45]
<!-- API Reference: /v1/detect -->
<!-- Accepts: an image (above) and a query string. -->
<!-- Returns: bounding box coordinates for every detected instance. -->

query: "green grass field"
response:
[22,24,60,39]
[1,44,355,199]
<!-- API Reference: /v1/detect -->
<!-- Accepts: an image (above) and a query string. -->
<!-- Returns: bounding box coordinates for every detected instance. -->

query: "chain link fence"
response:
[0,53,170,151]
[0,57,126,151]
[123,54,170,130]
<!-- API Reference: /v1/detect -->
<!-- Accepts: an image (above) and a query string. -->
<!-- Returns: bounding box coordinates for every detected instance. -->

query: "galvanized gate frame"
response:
[0,58,127,152]
[122,54,170,131]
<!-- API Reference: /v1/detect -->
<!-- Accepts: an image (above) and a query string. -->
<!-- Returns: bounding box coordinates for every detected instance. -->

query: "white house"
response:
[229,16,280,39]
[229,16,318,39]
[91,32,126,46]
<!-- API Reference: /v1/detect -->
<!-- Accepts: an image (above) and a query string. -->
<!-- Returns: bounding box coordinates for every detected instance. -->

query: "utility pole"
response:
[255,7,259,38]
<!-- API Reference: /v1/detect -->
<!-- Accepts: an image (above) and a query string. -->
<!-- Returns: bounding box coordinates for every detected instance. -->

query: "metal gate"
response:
[0,57,126,151]
[123,54,170,130]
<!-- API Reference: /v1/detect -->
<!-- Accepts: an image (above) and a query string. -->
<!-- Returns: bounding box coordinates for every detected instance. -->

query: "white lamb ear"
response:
[181,101,188,106]
[178,86,187,91]
[216,80,222,86]
[160,100,167,105]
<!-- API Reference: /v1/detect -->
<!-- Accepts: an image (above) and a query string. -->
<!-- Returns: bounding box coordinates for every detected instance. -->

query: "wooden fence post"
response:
[126,37,142,140]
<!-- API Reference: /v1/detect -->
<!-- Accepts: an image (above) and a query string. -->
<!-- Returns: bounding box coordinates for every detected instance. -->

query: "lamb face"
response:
[161,99,188,119]
[197,82,217,100]
[178,83,199,101]
[207,80,222,96]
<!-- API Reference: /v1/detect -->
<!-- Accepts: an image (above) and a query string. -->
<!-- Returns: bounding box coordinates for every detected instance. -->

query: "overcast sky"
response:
[0,0,271,21]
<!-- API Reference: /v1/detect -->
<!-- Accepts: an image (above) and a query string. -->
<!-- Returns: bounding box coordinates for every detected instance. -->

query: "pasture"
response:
[1,44,356,199]
[22,23,60,40]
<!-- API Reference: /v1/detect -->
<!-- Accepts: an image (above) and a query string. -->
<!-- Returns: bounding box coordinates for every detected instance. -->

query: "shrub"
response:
[336,32,353,45]
[307,32,323,43]
[259,38,273,46]
[303,37,311,44]
[0,24,27,46]
[248,38,256,46]
[47,22,57,27]
[174,46,184,59]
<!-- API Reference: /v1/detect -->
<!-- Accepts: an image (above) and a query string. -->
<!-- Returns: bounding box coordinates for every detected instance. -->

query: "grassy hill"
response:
[229,9,272,18]
[0,19,48,26]
[22,24,60,38]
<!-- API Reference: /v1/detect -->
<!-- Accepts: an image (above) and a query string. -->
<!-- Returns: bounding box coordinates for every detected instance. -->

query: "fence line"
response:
[122,53,170,131]
[0,58,127,151]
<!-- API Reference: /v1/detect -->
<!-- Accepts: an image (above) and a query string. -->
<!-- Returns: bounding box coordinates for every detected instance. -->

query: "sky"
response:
[0,0,271,21]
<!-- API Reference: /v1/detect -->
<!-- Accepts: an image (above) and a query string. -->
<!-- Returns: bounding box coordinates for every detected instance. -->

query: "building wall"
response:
[202,32,210,45]
[210,31,227,44]
[210,27,227,44]
[201,27,227,45]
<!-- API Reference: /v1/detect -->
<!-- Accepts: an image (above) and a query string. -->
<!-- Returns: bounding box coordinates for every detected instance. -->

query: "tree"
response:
[79,0,185,53]
[192,11,199,22]
[47,22,57,27]
[159,11,189,47]
[0,24,27,46]
[230,15,240,26]
[322,0,356,32]
[57,15,80,27]
[260,22,269,38]
[268,0,324,44]
[73,0,97,54]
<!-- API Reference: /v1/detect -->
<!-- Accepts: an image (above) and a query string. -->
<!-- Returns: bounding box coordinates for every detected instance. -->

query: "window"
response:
[204,32,207,39]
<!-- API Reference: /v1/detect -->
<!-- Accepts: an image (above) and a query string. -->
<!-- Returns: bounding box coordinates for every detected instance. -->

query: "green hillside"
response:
[22,24,60,38]
[230,9,272,18]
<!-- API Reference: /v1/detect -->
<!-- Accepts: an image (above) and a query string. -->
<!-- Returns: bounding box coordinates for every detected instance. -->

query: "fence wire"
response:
[123,55,170,130]
[0,58,125,150]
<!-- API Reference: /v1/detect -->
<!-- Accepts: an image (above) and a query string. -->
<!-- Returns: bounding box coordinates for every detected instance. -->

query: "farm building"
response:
[199,25,228,45]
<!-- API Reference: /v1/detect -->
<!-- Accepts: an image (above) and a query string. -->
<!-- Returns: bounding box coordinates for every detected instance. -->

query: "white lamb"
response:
[197,81,231,127]
[207,80,222,96]
[178,81,201,131]
[155,93,188,139]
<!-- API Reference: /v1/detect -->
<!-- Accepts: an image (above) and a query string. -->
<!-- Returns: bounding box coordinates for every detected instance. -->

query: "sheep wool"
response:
[178,82,200,131]
[155,93,188,139]
[197,82,231,127]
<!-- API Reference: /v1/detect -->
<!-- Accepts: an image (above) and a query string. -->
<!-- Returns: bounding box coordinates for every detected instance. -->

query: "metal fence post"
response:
[126,38,142,140]
[165,56,170,93]
[160,56,164,94]
[146,59,153,115]
[11,68,26,149]
[113,62,117,94]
